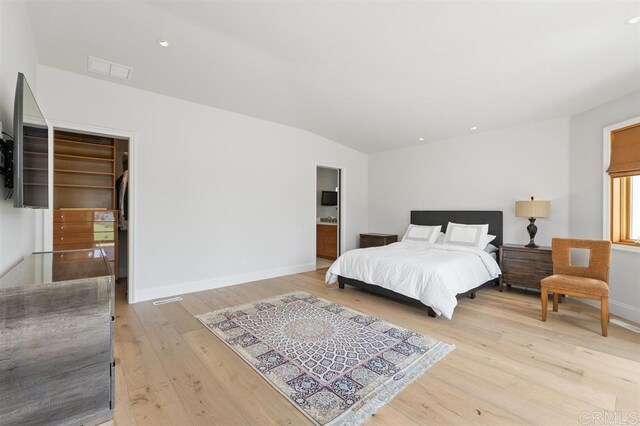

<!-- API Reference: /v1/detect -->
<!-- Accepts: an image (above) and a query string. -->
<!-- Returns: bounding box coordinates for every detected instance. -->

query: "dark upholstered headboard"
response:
[410,210,503,247]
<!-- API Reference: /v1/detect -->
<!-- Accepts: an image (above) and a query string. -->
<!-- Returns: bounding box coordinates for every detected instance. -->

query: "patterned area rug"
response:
[196,291,454,425]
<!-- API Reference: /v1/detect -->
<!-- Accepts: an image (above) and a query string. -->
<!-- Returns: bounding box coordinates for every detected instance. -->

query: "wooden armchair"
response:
[540,238,612,336]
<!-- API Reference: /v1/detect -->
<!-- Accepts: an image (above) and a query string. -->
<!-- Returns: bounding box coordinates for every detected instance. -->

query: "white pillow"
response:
[484,243,499,254]
[402,225,442,243]
[437,231,495,248]
[444,222,489,250]
[485,234,497,247]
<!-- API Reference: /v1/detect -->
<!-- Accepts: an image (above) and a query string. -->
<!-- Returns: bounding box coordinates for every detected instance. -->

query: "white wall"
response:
[316,167,339,219]
[37,65,368,302]
[0,2,40,276]
[569,89,640,322]
[368,118,571,245]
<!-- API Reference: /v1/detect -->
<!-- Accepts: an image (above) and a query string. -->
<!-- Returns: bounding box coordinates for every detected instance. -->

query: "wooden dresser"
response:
[0,249,114,425]
[499,244,553,291]
[360,233,398,248]
[317,224,338,259]
[53,209,117,276]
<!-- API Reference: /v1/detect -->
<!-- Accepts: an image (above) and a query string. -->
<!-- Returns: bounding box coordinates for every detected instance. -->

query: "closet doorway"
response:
[49,127,131,298]
[316,165,342,270]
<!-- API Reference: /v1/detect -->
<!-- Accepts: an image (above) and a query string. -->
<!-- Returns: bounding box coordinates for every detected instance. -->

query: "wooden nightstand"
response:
[499,244,553,292]
[360,233,398,248]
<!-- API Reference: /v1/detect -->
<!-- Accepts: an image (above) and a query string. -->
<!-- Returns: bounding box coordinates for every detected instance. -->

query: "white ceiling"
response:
[26,1,640,153]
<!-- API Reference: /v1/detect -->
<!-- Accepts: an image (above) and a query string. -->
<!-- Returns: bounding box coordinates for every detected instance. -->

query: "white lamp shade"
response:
[515,200,550,218]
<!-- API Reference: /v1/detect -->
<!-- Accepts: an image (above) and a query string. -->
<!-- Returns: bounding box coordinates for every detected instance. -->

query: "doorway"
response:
[316,166,341,269]
[50,128,130,294]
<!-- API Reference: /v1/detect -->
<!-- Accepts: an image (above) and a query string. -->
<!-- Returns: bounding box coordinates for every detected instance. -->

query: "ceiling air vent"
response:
[87,56,133,81]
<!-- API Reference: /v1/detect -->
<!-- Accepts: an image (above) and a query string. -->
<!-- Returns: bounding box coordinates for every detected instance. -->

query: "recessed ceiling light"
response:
[418,137,424,141]
[470,126,478,130]
[629,16,640,24]
[158,39,170,48]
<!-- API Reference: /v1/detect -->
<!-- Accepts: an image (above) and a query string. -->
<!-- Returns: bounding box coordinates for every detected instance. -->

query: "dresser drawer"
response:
[54,232,115,245]
[54,222,115,234]
[53,243,115,261]
[54,210,115,223]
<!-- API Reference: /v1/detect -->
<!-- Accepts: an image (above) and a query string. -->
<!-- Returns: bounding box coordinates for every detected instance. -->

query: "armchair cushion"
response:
[541,274,609,297]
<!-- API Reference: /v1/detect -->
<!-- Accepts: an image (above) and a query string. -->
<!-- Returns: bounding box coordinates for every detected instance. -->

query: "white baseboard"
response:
[132,262,317,303]
[576,298,640,324]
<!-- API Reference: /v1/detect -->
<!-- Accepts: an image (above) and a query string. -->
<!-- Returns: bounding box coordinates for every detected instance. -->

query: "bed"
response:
[326,210,503,319]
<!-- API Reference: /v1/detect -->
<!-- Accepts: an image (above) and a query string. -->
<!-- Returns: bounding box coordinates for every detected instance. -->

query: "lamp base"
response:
[525,217,539,248]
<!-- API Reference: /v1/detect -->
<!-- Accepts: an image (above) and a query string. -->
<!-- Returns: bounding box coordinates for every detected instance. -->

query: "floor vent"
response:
[611,318,640,333]
[153,296,183,306]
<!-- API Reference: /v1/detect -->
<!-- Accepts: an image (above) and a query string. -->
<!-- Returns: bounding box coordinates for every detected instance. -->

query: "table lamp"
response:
[515,196,550,248]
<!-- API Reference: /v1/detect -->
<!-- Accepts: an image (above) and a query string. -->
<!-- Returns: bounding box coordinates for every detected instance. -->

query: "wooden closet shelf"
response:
[54,169,114,176]
[24,167,48,171]
[23,151,47,156]
[52,129,118,280]
[55,138,114,149]
[24,183,47,186]
[54,153,115,162]
[54,184,114,189]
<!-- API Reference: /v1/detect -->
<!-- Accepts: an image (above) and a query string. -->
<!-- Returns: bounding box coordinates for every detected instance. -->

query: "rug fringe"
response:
[328,341,455,425]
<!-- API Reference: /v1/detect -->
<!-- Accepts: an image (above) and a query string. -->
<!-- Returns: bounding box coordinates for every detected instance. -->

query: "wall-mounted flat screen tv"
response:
[321,190,338,206]
[14,72,49,208]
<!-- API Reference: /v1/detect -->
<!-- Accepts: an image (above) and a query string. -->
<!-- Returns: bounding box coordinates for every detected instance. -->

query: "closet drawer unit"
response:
[54,222,115,235]
[53,243,115,262]
[54,210,115,223]
[54,210,92,223]
[54,232,115,245]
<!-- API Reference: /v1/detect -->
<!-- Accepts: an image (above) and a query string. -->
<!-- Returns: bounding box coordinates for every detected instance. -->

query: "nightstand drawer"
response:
[502,249,552,264]
[501,272,546,288]
[502,258,553,273]
[360,234,398,248]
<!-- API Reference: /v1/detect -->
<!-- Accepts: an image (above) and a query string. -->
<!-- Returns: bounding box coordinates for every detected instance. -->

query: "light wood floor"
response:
[108,270,640,425]
[316,257,334,269]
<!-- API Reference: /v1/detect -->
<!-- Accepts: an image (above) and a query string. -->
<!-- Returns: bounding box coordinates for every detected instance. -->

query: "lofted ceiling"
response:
[26,1,640,153]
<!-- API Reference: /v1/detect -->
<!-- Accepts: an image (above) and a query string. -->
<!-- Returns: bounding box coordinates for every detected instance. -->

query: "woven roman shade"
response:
[607,123,640,178]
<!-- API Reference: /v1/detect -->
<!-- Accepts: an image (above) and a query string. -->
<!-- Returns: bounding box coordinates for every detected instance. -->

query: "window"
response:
[632,175,640,240]
[607,123,640,246]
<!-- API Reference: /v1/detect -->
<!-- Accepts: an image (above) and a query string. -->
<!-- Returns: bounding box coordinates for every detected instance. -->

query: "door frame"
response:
[41,119,137,304]
[315,163,345,262]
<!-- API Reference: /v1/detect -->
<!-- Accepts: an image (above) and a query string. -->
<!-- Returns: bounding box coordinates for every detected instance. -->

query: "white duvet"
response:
[325,241,501,319]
